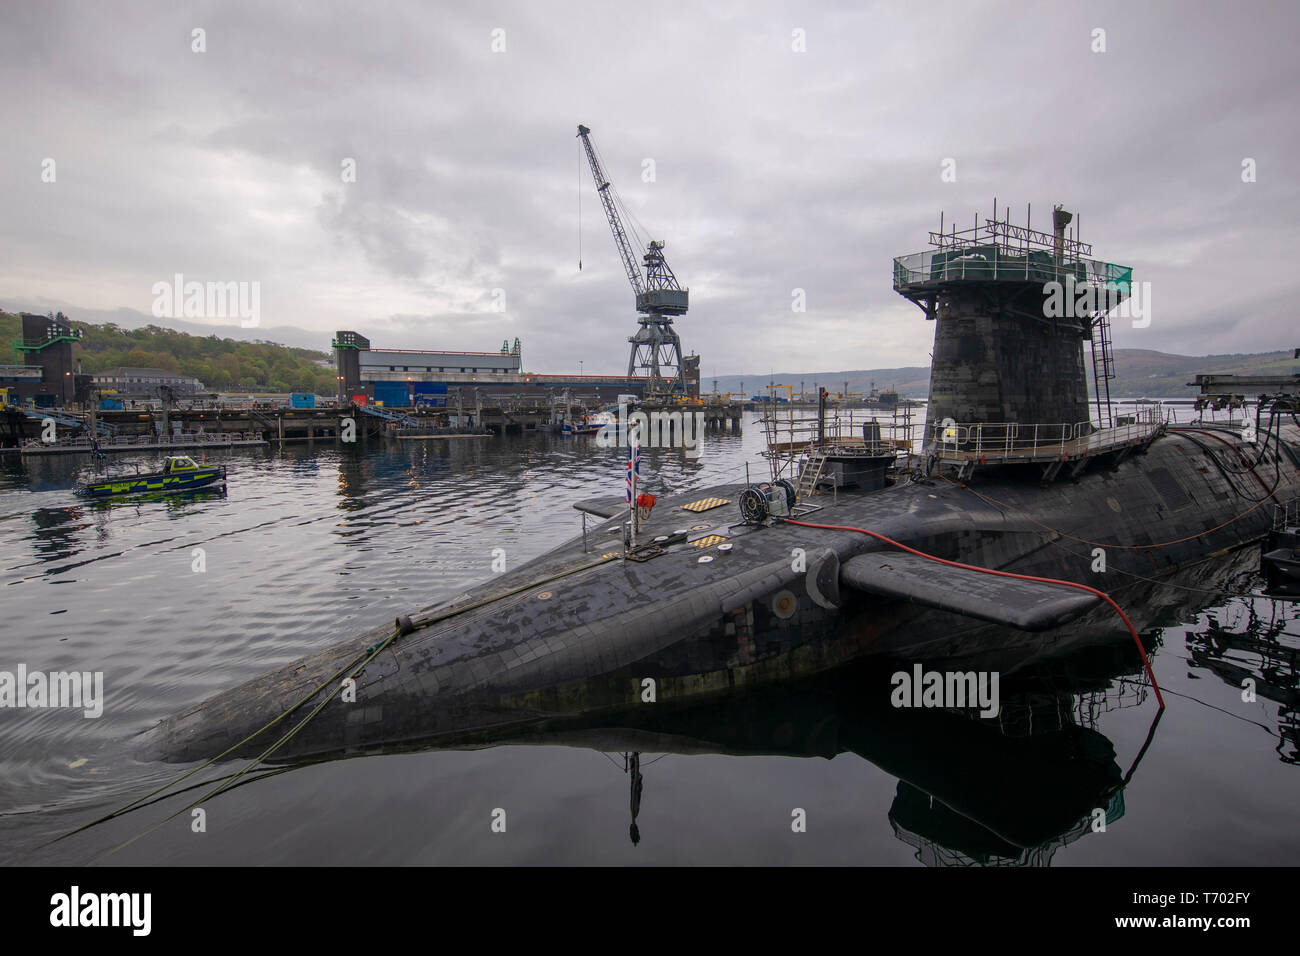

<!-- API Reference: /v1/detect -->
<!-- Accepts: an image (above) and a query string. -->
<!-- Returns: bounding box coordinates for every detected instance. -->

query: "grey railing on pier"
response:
[22,431,265,453]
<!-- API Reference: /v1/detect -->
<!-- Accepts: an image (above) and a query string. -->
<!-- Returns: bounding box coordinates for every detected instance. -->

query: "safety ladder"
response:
[1090,311,1116,428]
[795,448,828,498]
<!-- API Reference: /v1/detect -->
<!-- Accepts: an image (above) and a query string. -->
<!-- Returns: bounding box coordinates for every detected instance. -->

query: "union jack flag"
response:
[625,427,641,504]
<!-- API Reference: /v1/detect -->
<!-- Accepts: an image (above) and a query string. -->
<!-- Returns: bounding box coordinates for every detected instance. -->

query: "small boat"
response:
[79,455,227,498]
[563,408,617,436]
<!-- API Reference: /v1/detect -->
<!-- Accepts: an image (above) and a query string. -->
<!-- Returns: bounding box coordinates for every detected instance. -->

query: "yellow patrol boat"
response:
[79,455,226,498]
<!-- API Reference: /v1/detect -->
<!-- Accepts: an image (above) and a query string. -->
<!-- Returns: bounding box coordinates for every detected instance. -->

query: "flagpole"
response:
[629,419,640,550]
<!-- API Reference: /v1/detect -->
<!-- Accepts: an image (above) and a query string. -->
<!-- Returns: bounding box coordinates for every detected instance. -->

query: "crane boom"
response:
[577,124,645,297]
[577,125,688,316]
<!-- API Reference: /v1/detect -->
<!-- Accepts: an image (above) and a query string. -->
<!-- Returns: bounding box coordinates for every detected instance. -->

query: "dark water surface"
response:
[0,419,1296,865]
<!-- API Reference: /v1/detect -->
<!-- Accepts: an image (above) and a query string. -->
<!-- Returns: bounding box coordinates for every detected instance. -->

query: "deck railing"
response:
[892,248,1132,293]
[930,408,1164,463]
[758,404,921,483]
[1275,497,1300,531]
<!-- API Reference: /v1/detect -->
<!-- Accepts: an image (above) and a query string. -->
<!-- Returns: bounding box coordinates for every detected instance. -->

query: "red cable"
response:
[785,519,1165,710]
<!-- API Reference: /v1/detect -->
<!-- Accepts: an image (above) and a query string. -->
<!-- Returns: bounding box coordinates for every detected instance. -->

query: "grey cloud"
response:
[1,0,1297,377]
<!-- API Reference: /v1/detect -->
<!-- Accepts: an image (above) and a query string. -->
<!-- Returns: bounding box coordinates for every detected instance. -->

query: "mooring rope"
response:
[39,551,620,860]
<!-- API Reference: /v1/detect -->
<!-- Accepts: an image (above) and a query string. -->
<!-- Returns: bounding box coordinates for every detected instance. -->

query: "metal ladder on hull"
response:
[1090,311,1115,428]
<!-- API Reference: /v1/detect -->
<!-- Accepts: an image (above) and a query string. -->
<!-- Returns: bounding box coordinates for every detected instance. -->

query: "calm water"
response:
[0,418,1296,866]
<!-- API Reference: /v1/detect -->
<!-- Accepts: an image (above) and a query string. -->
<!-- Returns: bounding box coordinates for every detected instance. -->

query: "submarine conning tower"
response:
[893,201,1135,458]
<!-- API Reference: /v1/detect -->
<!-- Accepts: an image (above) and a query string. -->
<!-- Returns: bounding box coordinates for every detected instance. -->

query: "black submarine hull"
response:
[135,420,1300,765]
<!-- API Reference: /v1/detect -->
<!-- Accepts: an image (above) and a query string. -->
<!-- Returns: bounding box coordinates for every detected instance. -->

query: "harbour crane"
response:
[577,124,689,395]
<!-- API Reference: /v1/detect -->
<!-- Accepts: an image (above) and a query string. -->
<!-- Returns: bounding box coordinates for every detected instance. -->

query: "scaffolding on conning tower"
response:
[890,200,1156,478]
[892,200,1134,431]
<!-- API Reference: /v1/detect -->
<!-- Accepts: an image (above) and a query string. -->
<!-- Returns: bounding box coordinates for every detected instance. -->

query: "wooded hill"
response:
[2,310,335,394]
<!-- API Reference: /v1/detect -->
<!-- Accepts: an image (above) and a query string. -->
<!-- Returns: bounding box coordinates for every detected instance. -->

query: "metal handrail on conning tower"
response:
[930,410,1164,464]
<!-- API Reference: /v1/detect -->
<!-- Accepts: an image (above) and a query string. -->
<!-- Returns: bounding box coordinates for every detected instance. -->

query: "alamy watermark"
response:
[50,886,150,935]
[0,664,103,718]
[595,403,705,458]
[151,273,260,328]
[1043,275,1151,329]
[891,664,999,718]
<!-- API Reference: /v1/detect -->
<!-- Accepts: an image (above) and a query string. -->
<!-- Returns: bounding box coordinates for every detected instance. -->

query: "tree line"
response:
[2,311,337,394]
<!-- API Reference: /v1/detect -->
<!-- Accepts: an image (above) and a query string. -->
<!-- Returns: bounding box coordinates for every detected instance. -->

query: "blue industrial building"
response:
[332,331,697,407]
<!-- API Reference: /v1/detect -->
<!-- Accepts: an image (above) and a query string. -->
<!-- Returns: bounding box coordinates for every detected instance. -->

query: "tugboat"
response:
[562,419,600,436]
[138,203,1300,766]
[562,405,621,436]
[79,455,226,498]
[863,382,901,409]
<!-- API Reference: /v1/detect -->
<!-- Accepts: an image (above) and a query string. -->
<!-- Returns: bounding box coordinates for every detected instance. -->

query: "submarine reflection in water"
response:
[498,636,1155,865]
[1186,602,1300,765]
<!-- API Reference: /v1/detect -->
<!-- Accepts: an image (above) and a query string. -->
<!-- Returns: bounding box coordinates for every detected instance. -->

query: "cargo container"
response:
[372,381,410,407]
[412,382,448,407]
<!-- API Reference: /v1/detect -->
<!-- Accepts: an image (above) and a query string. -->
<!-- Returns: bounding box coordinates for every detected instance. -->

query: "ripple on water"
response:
[4,424,1296,865]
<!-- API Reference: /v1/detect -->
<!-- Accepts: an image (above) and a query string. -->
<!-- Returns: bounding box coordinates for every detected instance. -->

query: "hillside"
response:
[1105,349,1298,397]
[1,310,336,393]
[710,350,1298,399]
[708,367,932,399]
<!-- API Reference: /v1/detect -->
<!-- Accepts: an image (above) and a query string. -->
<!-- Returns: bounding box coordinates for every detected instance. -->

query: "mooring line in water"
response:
[1119,670,1275,735]
[86,633,403,865]
[40,551,621,860]
[31,627,402,858]
[783,518,1166,710]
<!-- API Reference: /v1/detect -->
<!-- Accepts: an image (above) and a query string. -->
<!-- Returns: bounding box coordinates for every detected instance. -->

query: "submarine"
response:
[137,203,1300,766]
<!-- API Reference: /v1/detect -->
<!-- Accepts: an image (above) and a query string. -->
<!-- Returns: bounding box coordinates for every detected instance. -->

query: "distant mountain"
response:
[708,350,1298,399]
[1103,349,1298,397]
[707,367,931,399]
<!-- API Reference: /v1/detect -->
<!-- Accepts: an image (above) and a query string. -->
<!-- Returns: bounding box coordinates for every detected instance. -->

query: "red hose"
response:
[784,519,1165,709]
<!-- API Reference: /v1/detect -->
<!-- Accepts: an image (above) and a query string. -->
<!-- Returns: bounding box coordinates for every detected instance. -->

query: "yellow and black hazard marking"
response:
[600,552,620,559]
[681,496,730,513]
[691,534,728,549]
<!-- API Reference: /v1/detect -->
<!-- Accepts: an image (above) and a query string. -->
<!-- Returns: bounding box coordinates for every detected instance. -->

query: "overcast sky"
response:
[1,1,1296,377]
